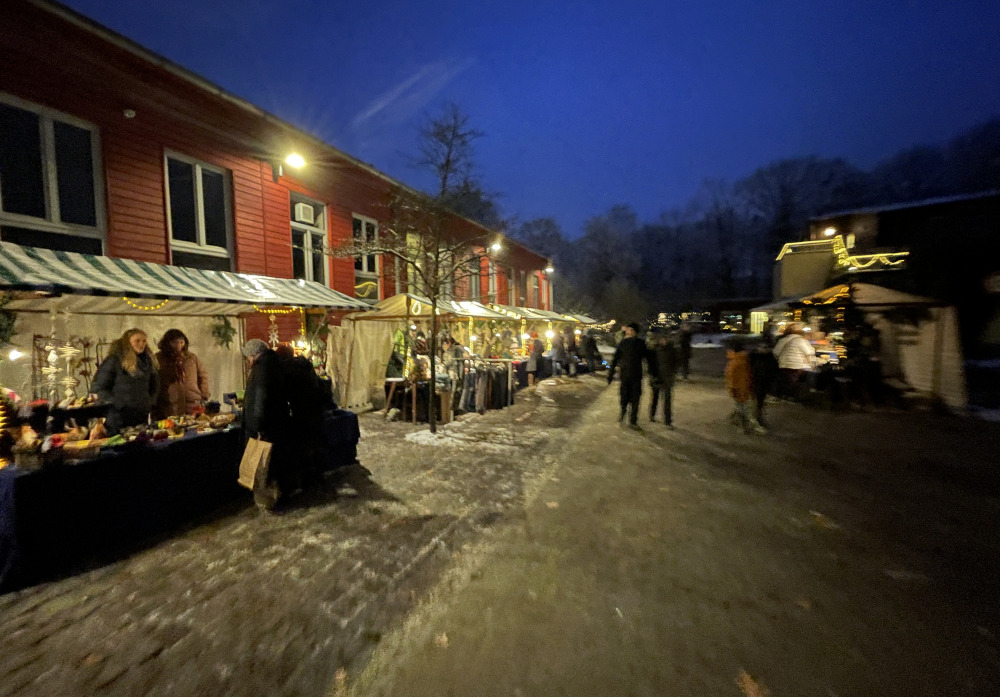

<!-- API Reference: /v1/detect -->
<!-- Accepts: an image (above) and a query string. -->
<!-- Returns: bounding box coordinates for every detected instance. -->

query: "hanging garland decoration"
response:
[253,305,298,315]
[122,297,169,311]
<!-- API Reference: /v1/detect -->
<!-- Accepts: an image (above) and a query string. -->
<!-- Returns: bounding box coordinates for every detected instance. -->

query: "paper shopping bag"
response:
[237,437,273,490]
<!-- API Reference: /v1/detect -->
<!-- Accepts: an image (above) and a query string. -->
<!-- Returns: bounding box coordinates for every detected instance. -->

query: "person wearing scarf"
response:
[154,328,210,418]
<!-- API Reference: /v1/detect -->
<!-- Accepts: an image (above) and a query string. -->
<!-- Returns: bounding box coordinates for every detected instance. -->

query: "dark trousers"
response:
[619,380,642,425]
[649,380,674,424]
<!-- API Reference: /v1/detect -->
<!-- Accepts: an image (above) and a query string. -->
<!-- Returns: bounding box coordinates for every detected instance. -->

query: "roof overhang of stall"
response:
[348,294,510,321]
[0,241,368,315]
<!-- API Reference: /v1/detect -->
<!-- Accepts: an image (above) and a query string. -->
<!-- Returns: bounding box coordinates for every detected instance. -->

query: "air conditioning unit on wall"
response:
[294,202,315,225]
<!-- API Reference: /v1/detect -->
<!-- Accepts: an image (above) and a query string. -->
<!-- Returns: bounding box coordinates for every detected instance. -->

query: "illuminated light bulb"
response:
[521,333,531,341]
[823,227,836,237]
[8,349,24,361]
[545,330,554,339]
[491,241,502,252]
[545,266,554,273]
[285,153,306,168]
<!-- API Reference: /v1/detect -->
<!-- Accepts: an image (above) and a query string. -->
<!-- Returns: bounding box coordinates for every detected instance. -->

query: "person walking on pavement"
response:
[583,330,599,373]
[678,323,693,380]
[725,338,766,434]
[649,332,679,428]
[607,322,650,429]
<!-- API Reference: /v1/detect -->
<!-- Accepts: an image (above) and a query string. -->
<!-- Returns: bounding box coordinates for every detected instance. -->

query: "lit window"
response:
[165,152,233,271]
[352,214,379,299]
[290,195,327,284]
[0,94,104,254]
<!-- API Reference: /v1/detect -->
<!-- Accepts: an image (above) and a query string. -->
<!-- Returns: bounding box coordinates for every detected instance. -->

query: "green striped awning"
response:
[0,241,368,311]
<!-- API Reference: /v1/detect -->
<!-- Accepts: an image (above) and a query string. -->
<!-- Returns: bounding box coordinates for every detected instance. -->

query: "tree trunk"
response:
[429,298,439,434]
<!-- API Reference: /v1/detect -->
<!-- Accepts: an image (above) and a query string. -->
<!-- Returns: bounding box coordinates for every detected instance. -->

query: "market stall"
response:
[0,241,368,590]
[752,282,967,410]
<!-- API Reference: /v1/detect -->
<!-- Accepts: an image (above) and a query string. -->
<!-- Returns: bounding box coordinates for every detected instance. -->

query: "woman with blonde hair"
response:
[94,328,159,434]
[154,328,210,418]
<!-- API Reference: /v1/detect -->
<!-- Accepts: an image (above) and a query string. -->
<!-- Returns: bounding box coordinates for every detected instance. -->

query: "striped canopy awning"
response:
[0,241,368,313]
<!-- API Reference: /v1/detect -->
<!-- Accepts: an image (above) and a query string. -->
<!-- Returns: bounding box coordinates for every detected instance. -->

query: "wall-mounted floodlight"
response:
[490,241,502,252]
[823,226,837,237]
[285,153,306,168]
[545,265,554,273]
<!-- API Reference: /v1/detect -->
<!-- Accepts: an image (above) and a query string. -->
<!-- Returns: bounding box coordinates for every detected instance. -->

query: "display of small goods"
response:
[3,403,238,470]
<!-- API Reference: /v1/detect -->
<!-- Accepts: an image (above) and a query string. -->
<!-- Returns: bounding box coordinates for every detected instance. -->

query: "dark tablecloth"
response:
[0,427,243,592]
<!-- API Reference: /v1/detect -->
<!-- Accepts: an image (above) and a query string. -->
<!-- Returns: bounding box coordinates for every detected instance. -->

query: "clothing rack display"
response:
[457,358,514,413]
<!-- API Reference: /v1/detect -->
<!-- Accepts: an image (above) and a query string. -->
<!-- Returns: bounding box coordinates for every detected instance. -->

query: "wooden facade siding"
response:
[2,0,553,309]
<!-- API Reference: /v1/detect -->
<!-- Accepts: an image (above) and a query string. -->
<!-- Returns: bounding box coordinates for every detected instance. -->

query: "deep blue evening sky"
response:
[61,0,1000,237]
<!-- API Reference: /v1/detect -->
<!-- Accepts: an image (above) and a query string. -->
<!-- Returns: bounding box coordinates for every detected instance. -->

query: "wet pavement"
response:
[2,374,1000,696]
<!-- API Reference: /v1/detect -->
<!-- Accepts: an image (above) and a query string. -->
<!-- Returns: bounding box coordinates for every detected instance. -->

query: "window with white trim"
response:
[165,152,233,271]
[352,214,380,300]
[530,273,540,307]
[487,259,498,302]
[469,258,481,301]
[290,194,328,285]
[0,93,104,254]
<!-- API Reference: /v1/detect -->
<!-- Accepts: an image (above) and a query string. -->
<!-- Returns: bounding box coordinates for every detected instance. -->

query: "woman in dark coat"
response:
[241,339,292,509]
[93,328,159,434]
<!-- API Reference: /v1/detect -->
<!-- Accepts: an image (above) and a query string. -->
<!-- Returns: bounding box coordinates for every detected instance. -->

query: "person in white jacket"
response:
[773,323,816,399]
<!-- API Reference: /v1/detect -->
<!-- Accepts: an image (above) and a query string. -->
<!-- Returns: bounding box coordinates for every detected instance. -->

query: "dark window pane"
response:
[53,121,96,226]
[365,221,376,243]
[0,104,46,218]
[292,229,305,280]
[1,226,101,255]
[311,236,325,284]
[352,217,363,270]
[167,159,196,243]
[201,168,227,248]
[352,217,362,240]
[366,254,376,272]
[171,250,231,272]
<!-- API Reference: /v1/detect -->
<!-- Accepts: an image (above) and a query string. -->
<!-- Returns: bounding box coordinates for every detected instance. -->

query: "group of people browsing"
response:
[93,327,210,435]
[524,329,602,386]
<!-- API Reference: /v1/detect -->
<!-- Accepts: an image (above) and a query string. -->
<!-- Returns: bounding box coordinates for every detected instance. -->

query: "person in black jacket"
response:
[607,322,650,428]
[93,328,159,435]
[649,332,679,428]
[242,339,291,510]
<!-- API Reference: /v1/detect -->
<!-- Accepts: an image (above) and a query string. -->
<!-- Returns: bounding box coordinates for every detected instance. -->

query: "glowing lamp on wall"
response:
[823,227,837,237]
[285,153,306,169]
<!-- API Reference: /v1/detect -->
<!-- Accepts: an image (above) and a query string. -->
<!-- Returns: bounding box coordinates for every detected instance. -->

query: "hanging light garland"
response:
[253,305,298,315]
[122,297,169,311]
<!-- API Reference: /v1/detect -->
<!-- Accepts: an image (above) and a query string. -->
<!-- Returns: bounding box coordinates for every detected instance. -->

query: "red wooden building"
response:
[0,0,553,338]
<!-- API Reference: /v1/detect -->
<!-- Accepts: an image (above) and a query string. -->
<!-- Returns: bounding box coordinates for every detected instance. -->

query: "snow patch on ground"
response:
[405,429,520,454]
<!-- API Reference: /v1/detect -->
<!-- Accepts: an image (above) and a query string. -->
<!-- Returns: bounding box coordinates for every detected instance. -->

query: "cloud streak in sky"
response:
[352,58,473,132]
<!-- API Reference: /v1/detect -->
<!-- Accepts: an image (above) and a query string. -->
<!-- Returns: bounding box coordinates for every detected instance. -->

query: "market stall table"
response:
[0,427,243,592]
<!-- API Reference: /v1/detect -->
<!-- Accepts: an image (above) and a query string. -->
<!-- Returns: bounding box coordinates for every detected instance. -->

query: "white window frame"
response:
[487,259,498,302]
[0,92,106,249]
[290,194,328,285]
[352,213,381,298]
[164,151,233,260]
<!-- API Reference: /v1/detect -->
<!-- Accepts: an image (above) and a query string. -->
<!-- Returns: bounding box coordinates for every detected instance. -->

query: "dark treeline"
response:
[508,117,1000,322]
